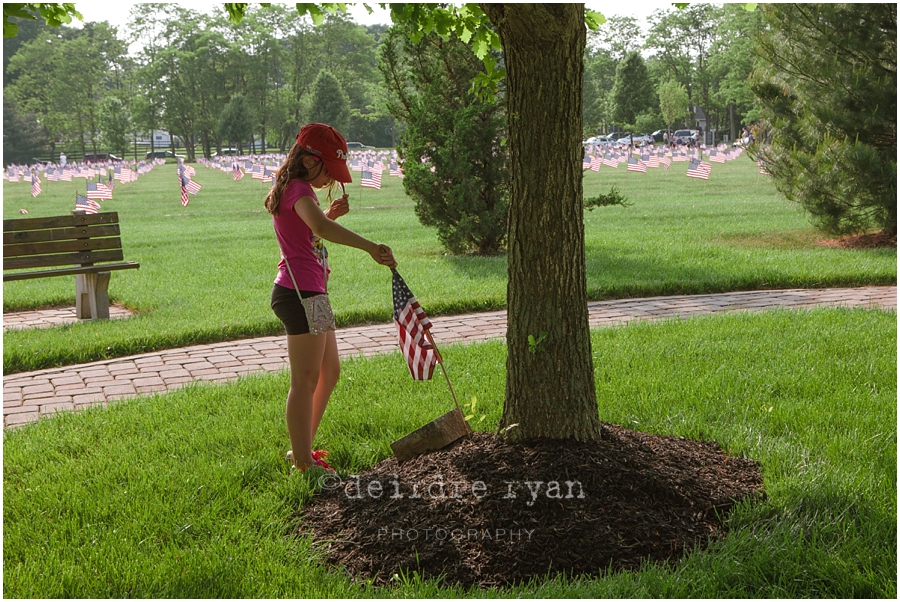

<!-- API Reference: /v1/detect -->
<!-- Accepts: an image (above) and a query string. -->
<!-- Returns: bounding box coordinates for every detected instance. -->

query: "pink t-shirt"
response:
[273,179,329,293]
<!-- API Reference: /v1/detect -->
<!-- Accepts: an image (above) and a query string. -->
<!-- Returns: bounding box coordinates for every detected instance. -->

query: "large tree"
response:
[750,3,897,236]
[481,4,602,441]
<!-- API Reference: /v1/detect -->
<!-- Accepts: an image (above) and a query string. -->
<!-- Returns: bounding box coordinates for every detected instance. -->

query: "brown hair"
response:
[264,143,338,216]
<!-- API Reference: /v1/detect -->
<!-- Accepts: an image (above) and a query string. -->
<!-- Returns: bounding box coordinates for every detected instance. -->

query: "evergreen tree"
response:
[611,51,655,128]
[750,3,896,235]
[3,96,49,163]
[379,25,508,255]
[308,70,350,134]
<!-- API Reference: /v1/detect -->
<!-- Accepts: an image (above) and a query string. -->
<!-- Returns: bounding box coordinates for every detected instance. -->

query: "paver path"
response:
[4,286,895,429]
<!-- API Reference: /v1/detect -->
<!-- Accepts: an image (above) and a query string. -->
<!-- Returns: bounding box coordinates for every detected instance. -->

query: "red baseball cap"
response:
[296,123,352,183]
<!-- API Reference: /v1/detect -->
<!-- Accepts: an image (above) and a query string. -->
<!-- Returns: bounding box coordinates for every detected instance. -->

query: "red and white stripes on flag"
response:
[392,269,436,380]
[232,162,244,181]
[686,158,710,180]
[30,172,42,197]
[627,156,647,173]
[75,193,100,214]
[361,167,382,189]
[86,181,112,200]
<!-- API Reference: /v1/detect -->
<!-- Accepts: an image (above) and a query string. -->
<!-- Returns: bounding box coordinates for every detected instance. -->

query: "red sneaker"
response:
[311,449,334,472]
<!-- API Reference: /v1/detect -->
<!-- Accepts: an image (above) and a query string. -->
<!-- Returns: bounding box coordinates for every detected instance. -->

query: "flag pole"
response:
[425,329,463,415]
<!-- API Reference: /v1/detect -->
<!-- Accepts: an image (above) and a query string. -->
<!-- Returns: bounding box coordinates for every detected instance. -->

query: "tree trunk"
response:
[482,3,601,442]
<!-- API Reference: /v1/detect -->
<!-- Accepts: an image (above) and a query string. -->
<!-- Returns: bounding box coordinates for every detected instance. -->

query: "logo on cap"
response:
[335,149,349,160]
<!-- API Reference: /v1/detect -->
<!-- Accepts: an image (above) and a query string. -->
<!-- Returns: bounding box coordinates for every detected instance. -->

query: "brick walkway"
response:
[3,286,895,429]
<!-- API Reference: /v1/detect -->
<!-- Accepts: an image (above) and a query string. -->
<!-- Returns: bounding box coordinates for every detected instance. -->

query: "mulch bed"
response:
[818,231,897,249]
[298,424,765,588]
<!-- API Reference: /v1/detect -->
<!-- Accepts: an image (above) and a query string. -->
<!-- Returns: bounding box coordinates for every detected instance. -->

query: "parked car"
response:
[83,153,122,163]
[616,133,653,146]
[211,148,241,157]
[672,129,699,145]
[651,130,667,143]
[346,142,374,149]
[145,150,184,159]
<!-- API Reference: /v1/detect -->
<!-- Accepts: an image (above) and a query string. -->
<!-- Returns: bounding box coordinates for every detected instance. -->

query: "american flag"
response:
[582,154,591,170]
[627,156,647,173]
[361,167,382,189]
[75,193,100,214]
[392,268,436,380]
[86,181,112,200]
[7,168,19,183]
[30,172,42,197]
[589,154,601,171]
[180,172,201,195]
[251,164,266,180]
[232,162,244,181]
[686,159,710,180]
[389,162,404,177]
[114,164,133,183]
[602,153,618,168]
[45,169,60,182]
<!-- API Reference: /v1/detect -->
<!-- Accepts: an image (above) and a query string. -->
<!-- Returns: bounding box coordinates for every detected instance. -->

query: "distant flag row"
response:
[581,143,749,180]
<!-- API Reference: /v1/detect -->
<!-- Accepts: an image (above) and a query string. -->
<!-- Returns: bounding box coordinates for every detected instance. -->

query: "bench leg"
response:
[75,272,112,320]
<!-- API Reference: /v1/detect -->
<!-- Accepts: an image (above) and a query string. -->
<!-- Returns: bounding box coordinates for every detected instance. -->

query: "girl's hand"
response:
[370,243,397,269]
[326,194,350,220]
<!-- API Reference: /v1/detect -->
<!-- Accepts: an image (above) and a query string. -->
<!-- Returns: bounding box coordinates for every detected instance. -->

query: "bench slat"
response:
[3,224,121,245]
[3,261,140,282]
[3,212,120,232]
[4,248,126,271]
[4,236,123,259]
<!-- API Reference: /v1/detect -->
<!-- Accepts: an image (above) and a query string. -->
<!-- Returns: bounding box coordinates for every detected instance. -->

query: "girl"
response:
[265,123,396,473]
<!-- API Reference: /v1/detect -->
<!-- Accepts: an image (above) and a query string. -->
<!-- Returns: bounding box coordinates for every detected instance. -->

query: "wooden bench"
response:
[3,211,140,320]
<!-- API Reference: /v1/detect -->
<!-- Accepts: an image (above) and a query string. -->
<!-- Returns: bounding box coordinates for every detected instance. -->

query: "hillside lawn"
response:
[4,154,895,373]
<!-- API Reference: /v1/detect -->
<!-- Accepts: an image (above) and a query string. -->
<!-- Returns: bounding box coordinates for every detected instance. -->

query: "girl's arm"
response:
[294,195,396,267]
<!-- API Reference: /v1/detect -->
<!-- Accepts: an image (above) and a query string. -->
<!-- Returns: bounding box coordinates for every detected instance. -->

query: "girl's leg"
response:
[311,329,341,445]
[285,332,327,469]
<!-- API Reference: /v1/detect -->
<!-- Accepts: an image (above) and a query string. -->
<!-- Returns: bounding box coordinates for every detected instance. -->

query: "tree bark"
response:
[482,3,601,442]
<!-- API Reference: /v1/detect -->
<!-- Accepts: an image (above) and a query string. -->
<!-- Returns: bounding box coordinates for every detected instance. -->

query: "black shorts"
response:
[271,284,324,336]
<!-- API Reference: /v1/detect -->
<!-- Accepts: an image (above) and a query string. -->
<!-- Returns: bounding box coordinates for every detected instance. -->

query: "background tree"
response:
[308,69,351,134]
[379,24,508,255]
[2,96,50,164]
[587,15,640,61]
[98,96,132,158]
[218,94,255,154]
[611,50,655,129]
[582,46,616,135]
[657,79,689,137]
[750,3,897,236]
[707,3,763,140]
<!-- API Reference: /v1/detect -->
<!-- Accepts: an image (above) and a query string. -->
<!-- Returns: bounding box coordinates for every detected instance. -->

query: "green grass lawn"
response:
[4,155,896,373]
[3,308,895,598]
